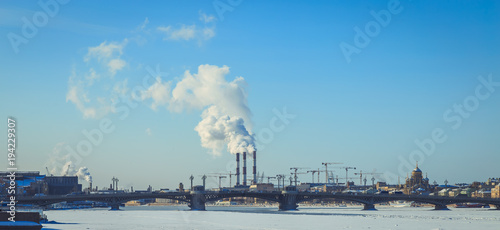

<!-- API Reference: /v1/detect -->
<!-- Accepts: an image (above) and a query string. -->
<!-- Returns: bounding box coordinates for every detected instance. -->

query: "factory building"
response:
[0,171,47,196]
[45,176,82,195]
[1,171,82,196]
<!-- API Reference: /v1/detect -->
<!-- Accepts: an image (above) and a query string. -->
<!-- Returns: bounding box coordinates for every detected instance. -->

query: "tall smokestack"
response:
[236,153,240,186]
[253,151,257,184]
[243,152,247,186]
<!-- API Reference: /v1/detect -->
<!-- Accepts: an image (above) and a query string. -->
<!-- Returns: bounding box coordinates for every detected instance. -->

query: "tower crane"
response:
[266,176,276,184]
[64,164,71,176]
[209,172,235,187]
[290,167,309,186]
[337,166,356,186]
[45,167,53,176]
[322,162,343,184]
[307,169,321,183]
[218,176,227,188]
[204,175,228,189]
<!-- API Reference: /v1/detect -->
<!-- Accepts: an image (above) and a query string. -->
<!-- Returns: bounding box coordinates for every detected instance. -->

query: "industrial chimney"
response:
[253,151,257,184]
[243,152,247,186]
[236,153,240,186]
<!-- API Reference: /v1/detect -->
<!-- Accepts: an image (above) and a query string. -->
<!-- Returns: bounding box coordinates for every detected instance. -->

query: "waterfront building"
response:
[403,162,431,195]
[491,184,500,199]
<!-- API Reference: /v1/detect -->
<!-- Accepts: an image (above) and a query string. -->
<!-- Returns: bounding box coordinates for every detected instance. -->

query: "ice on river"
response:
[42,205,500,230]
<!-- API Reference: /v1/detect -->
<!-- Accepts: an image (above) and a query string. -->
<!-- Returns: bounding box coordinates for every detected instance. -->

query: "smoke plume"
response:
[75,167,93,183]
[141,64,255,155]
[45,143,93,182]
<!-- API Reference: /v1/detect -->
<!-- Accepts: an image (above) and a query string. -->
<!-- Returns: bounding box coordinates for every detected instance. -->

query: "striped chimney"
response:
[253,151,257,184]
[243,152,247,186]
[236,153,240,186]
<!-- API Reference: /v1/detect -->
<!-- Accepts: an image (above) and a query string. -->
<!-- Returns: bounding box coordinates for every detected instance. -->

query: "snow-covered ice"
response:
[41,205,500,230]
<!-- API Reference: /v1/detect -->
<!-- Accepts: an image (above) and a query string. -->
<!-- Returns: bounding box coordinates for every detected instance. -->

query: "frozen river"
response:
[42,205,500,230]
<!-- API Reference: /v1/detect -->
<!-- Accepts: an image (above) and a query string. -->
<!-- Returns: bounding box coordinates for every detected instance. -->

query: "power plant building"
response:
[45,176,82,195]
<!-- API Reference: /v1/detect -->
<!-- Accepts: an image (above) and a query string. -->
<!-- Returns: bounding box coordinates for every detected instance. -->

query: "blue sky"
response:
[1,0,499,190]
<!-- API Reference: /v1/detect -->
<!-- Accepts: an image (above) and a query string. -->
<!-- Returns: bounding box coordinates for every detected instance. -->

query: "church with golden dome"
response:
[403,162,431,195]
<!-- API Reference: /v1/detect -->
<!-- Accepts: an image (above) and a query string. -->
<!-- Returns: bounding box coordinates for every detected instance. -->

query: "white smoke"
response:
[45,143,93,182]
[75,167,93,183]
[195,106,255,155]
[58,161,93,182]
[141,64,255,155]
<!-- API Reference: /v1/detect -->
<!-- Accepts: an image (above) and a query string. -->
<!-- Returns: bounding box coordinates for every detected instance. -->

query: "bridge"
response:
[15,190,500,211]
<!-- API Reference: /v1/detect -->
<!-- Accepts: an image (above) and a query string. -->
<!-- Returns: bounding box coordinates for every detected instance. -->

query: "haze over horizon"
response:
[1,0,499,190]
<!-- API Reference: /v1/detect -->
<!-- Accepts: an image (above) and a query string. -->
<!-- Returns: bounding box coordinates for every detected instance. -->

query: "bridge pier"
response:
[363,204,376,210]
[434,204,449,210]
[279,192,298,211]
[109,203,120,210]
[189,192,206,211]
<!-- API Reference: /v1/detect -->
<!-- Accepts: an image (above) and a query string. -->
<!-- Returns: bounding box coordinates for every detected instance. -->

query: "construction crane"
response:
[45,167,53,176]
[209,172,235,187]
[206,175,227,189]
[201,176,227,189]
[336,177,357,189]
[337,166,356,186]
[64,164,71,176]
[307,169,321,183]
[322,162,343,184]
[354,171,383,186]
[218,176,227,188]
[266,176,276,184]
[290,167,309,186]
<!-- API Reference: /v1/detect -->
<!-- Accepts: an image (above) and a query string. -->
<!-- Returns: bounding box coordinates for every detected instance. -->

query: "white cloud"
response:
[108,58,126,75]
[141,77,171,110]
[66,67,130,119]
[85,68,100,86]
[203,27,216,40]
[84,39,128,76]
[157,12,217,44]
[199,11,216,23]
[66,76,97,119]
[139,17,149,30]
[158,25,196,41]
[113,78,129,96]
[85,40,126,62]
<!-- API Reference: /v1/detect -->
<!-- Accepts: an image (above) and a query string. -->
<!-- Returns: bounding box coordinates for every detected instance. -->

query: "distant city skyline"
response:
[1,1,499,190]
